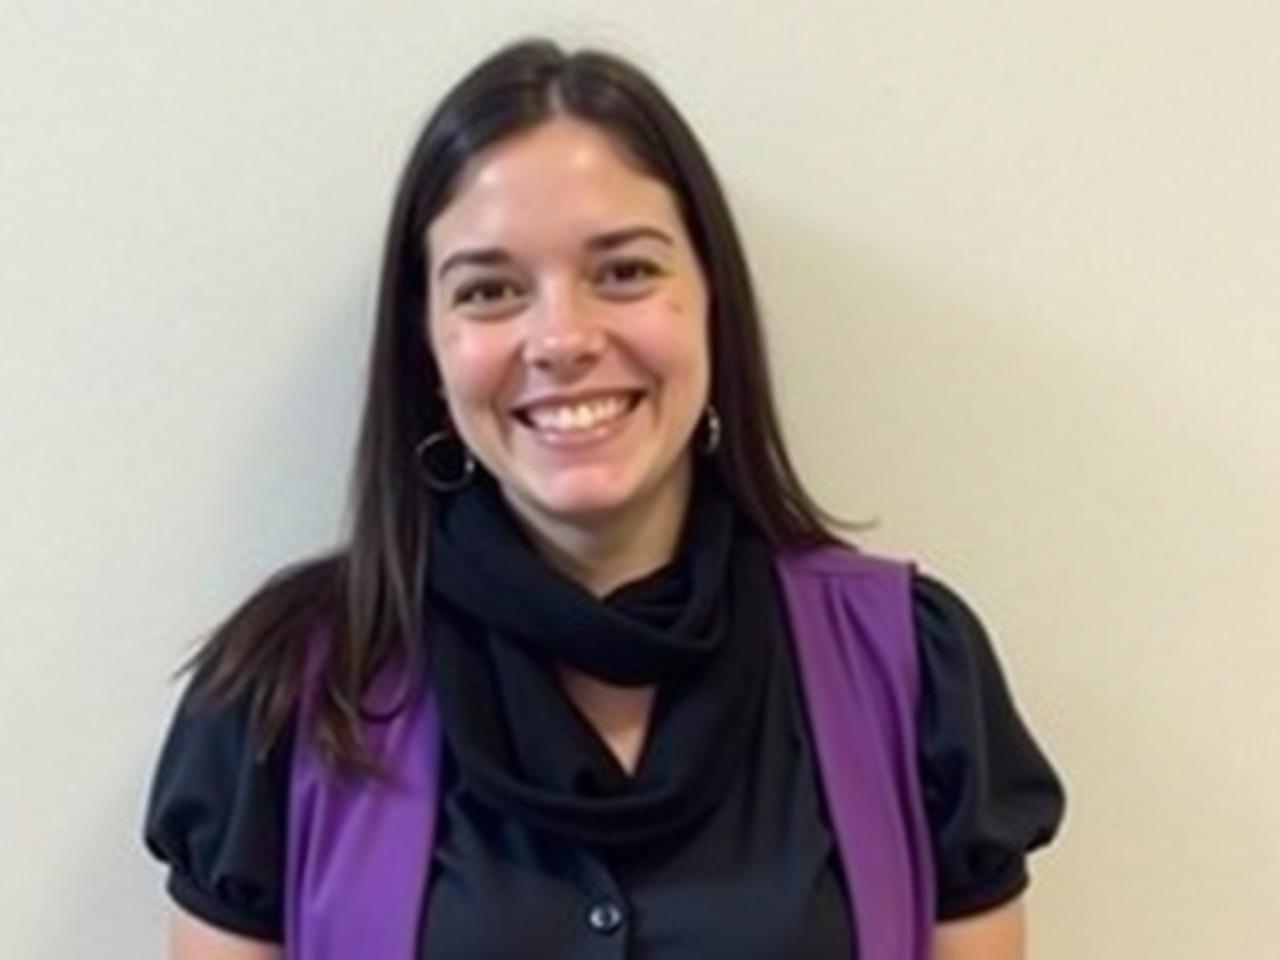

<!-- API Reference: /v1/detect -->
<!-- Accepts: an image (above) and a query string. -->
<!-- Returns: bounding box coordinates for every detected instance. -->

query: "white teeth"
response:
[525,394,632,432]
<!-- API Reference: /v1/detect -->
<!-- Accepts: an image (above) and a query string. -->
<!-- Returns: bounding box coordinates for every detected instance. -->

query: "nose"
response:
[521,281,604,378]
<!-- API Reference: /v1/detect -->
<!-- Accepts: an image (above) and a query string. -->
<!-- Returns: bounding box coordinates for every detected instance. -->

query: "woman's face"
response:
[426,116,710,537]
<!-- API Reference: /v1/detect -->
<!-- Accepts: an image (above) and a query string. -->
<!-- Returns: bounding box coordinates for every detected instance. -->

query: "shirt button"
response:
[586,900,625,935]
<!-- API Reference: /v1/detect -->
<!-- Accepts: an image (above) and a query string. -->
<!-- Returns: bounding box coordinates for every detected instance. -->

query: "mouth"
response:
[511,389,646,437]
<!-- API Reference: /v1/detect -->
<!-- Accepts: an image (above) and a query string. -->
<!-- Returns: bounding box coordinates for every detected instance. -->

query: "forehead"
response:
[427,116,685,254]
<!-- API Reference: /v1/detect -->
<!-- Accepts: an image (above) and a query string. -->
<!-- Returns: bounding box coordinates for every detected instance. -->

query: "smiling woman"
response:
[142,37,1064,960]
[427,117,711,589]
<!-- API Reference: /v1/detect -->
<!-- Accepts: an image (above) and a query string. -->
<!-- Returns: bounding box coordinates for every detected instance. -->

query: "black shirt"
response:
[143,575,1065,955]
[419,563,851,960]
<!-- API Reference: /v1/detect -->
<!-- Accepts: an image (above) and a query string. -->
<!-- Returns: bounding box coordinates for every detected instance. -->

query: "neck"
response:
[506,464,693,597]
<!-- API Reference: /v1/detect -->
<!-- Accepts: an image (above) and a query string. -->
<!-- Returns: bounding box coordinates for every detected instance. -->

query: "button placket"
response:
[561,841,631,955]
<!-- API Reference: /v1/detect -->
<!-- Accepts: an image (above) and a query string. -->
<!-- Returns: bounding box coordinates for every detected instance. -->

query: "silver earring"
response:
[413,428,476,491]
[698,405,722,456]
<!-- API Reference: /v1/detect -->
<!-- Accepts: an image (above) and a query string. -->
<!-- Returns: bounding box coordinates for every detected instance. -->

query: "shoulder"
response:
[775,545,991,631]
[779,553,1070,918]
[910,570,989,638]
[148,655,302,818]
[907,568,1025,719]
[140,556,345,940]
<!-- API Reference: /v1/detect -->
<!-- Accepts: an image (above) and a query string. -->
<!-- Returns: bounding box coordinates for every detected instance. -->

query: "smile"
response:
[512,390,645,437]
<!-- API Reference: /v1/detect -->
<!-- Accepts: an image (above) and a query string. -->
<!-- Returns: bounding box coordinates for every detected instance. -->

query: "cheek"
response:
[639,295,710,384]
[432,321,518,407]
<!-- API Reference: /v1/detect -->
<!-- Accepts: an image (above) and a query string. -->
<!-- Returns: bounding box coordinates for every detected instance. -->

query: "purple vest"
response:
[286,547,934,959]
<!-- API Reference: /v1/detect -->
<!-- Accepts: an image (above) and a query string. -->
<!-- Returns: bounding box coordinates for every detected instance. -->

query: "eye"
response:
[451,277,525,308]
[595,257,664,292]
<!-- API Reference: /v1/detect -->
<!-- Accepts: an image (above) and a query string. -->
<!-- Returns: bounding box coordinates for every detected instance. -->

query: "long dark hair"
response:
[188,38,851,771]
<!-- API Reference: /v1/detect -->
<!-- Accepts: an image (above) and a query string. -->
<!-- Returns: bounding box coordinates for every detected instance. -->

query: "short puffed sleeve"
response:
[913,573,1066,920]
[142,672,291,941]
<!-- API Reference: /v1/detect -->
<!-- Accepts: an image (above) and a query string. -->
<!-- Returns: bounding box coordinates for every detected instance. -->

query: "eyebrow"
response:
[435,225,674,281]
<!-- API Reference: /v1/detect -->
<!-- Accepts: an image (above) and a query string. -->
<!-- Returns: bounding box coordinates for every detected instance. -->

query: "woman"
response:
[144,38,1065,960]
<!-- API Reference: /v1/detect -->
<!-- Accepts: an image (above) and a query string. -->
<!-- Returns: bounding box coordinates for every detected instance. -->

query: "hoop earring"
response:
[413,427,476,491]
[698,405,722,456]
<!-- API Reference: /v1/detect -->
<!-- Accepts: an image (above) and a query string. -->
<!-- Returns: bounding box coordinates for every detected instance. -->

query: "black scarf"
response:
[425,472,776,849]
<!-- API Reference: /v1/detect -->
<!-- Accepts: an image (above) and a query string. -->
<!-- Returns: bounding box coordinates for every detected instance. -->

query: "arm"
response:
[931,896,1025,960]
[171,906,283,960]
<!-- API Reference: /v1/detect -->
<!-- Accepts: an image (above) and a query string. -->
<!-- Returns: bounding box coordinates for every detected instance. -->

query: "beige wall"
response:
[2,2,1276,956]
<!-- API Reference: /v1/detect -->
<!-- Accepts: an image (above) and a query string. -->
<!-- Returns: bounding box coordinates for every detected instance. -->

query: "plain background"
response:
[2,1,1277,956]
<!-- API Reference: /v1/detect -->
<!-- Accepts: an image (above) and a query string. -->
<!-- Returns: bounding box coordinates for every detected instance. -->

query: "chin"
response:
[523,477,642,522]
[504,460,660,522]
